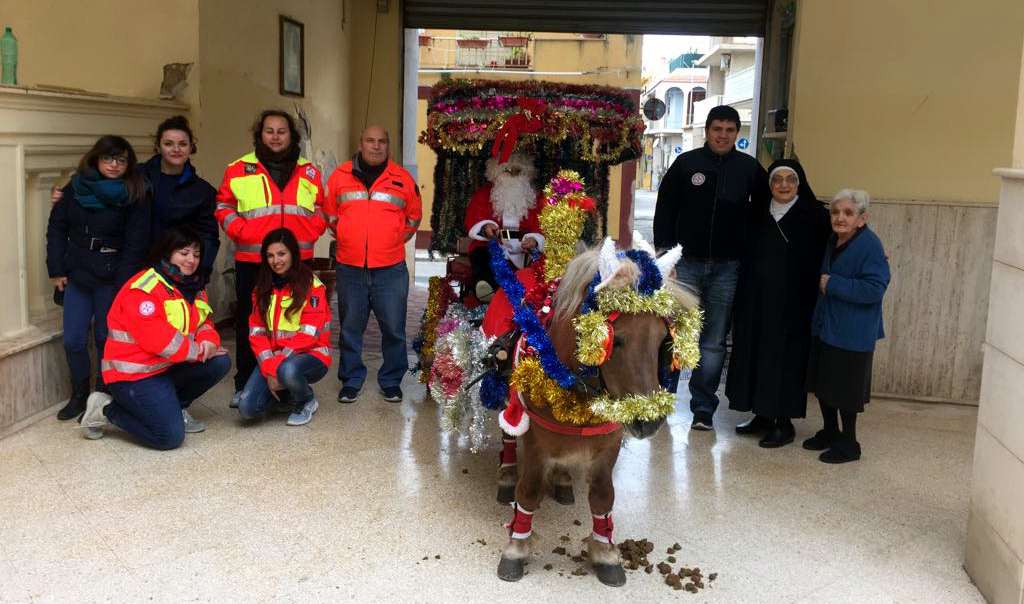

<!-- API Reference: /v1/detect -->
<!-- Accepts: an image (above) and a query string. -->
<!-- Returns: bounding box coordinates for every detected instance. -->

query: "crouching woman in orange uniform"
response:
[79,227,231,448]
[238,228,330,426]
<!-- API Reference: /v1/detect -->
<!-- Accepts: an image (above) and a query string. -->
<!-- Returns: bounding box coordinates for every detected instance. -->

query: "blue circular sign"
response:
[737,137,750,150]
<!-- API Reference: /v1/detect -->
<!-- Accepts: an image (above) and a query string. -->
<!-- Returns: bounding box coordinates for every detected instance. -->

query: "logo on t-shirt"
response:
[691,172,706,186]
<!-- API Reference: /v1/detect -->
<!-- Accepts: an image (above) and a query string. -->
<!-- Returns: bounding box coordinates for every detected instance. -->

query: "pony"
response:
[496,236,699,587]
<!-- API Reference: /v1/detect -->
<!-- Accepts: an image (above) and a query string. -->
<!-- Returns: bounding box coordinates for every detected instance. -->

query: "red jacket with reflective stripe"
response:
[215,152,327,263]
[249,277,331,378]
[324,159,422,268]
[102,268,221,384]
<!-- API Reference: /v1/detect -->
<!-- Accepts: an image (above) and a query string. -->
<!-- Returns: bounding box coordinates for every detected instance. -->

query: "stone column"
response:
[964,36,1024,604]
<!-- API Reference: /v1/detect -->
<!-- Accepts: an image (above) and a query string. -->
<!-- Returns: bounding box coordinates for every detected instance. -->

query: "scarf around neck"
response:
[156,260,203,304]
[72,168,130,210]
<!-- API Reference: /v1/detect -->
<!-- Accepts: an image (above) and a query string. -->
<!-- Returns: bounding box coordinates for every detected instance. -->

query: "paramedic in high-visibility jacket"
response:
[237,228,331,427]
[324,125,422,405]
[214,110,327,406]
[79,227,231,449]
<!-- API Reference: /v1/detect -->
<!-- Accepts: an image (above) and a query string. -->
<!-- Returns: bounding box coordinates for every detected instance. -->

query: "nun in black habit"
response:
[726,159,831,448]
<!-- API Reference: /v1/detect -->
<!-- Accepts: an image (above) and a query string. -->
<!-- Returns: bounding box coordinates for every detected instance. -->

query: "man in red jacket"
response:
[324,126,421,404]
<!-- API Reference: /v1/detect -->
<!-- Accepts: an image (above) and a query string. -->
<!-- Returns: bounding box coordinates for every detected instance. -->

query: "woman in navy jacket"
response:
[46,136,151,420]
[803,189,891,464]
[140,116,220,285]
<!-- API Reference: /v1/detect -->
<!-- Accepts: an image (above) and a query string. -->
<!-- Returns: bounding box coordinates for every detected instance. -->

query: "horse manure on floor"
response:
[617,538,717,593]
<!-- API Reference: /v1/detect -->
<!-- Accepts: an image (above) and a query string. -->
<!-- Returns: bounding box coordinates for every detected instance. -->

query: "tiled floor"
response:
[0,339,983,603]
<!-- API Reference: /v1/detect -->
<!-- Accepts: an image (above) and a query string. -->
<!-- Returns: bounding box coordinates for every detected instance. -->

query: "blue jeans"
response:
[238,353,327,419]
[106,355,231,450]
[674,258,740,417]
[62,281,115,384]
[336,262,409,390]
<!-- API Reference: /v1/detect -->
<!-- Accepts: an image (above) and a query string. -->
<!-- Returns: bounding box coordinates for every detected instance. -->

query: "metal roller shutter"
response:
[403,0,769,37]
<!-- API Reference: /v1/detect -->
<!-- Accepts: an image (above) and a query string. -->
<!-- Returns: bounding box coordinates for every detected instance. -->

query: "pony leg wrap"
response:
[500,435,517,467]
[505,502,534,540]
[592,513,614,544]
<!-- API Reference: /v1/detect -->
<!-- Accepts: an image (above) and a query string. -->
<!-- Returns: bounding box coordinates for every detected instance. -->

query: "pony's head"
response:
[552,233,700,439]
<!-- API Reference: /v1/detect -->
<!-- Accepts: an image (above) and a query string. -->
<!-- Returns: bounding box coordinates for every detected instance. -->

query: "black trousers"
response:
[233,261,261,391]
[469,246,497,292]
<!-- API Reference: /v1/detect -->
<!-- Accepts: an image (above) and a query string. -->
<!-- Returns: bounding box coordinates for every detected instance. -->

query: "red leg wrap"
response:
[505,502,534,539]
[592,513,614,544]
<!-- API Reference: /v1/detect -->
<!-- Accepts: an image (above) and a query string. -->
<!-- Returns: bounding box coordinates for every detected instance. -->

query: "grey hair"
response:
[830,189,871,214]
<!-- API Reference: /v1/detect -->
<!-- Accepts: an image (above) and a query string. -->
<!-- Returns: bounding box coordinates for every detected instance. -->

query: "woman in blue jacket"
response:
[46,136,151,420]
[803,189,891,464]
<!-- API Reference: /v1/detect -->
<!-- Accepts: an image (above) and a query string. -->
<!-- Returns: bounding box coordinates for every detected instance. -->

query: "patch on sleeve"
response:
[307,166,317,180]
[138,300,156,317]
[244,163,258,174]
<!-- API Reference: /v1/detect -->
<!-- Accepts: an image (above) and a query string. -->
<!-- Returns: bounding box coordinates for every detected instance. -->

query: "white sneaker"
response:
[286,399,319,426]
[182,409,207,433]
[80,392,112,439]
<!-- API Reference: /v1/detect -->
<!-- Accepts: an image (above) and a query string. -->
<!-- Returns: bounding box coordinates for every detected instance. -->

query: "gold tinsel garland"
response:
[573,311,612,366]
[417,277,448,384]
[589,390,678,424]
[538,170,591,282]
[511,357,602,425]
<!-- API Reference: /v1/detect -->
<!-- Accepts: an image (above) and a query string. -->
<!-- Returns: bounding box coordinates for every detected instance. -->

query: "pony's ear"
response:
[655,245,683,281]
[594,237,622,292]
[632,230,657,258]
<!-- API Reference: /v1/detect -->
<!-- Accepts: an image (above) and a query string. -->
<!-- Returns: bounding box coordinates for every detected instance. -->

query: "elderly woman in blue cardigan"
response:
[803,189,891,464]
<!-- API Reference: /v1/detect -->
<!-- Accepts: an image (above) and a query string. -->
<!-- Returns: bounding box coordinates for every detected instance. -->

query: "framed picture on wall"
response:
[279,15,304,97]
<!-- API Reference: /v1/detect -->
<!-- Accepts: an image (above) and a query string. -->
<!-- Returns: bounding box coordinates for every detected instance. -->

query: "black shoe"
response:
[802,429,839,451]
[759,424,796,448]
[337,387,360,404]
[58,379,90,421]
[690,413,713,431]
[381,387,403,403]
[735,415,772,435]
[819,439,861,464]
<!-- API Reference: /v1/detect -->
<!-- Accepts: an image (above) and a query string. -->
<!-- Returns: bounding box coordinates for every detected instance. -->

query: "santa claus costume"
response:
[464,153,545,299]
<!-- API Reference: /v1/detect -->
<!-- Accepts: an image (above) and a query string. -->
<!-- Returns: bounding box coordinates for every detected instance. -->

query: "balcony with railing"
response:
[723,65,755,105]
[419,32,534,71]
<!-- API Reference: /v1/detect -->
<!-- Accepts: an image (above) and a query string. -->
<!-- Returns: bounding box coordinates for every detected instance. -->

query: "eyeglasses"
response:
[770,175,799,185]
[99,155,129,166]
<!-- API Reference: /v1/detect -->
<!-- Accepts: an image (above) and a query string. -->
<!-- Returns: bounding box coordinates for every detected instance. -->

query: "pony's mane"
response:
[552,247,699,322]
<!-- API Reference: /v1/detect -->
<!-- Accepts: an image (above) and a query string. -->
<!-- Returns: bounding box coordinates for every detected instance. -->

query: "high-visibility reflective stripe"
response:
[250,327,268,337]
[238,243,261,253]
[102,359,172,374]
[281,347,294,358]
[313,346,331,356]
[274,331,296,340]
[406,218,419,228]
[108,329,135,343]
[238,205,316,220]
[299,241,314,250]
[337,191,369,203]
[257,350,274,362]
[298,324,318,336]
[159,332,186,358]
[216,202,235,211]
[222,213,240,229]
[131,270,161,293]
[370,191,405,209]
[185,341,200,361]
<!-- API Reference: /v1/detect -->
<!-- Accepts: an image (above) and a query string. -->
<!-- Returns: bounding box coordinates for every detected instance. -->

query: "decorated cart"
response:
[413,78,649,449]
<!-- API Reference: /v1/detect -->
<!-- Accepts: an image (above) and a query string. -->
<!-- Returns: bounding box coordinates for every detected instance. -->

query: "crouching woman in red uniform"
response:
[238,228,330,426]
[79,227,230,448]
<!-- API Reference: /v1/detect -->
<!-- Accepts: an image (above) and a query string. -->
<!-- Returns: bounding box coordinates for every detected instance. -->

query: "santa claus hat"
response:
[498,389,530,436]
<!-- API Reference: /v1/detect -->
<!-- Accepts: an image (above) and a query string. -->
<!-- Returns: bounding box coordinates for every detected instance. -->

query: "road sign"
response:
[643,97,666,121]
[673,145,683,154]
[737,137,750,150]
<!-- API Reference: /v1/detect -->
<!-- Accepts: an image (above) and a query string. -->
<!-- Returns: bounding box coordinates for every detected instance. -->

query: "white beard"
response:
[490,174,536,224]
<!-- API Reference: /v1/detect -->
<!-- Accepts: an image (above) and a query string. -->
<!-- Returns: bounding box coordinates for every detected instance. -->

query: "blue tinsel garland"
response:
[479,371,508,410]
[488,240,579,389]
